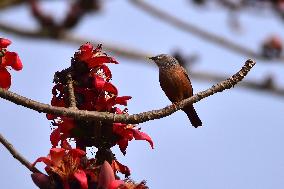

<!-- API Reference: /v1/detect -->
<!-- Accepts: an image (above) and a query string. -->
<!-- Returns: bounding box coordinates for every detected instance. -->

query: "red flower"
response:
[75,43,94,61]
[0,38,11,48]
[33,148,88,189]
[113,123,154,155]
[75,43,118,69]
[111,160,130,177]
[92,75,118,95]
[42,43,154,186]
[50,117,75,148]
[0,38,23,89]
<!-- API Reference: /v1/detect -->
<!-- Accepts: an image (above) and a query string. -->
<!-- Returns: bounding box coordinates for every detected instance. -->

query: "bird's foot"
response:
[172,102,179,110]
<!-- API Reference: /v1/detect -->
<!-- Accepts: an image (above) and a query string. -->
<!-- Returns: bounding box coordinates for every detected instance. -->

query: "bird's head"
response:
[149,54,179,68]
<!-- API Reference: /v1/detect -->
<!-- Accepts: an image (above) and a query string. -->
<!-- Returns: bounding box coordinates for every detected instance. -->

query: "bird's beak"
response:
[147,56,156,61]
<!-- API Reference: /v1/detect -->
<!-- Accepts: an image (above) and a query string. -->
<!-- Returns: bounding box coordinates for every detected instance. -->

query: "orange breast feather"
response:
[159,67,193,103]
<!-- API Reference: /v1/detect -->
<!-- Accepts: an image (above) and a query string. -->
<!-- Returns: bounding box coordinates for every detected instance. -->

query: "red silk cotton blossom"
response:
[0,38,23,89]
[33,148,88,189]
[48,43,153,155]
[35,43,151,189]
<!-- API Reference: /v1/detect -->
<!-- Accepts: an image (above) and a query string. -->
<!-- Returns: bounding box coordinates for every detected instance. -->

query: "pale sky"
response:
[0,1,284,189]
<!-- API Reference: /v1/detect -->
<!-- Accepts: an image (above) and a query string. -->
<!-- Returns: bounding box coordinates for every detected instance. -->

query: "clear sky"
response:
[0,1,284,189]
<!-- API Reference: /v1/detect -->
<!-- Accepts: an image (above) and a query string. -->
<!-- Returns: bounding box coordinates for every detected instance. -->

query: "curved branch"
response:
[129,0,284,62]
[0,59,255,124]
[190,71,284,97]
[0,133,41,173]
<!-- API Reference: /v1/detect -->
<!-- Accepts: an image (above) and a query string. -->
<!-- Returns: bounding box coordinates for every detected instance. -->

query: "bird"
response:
[149,54,202,128]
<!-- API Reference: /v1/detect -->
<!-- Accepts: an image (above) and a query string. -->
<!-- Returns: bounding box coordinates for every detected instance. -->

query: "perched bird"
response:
[149,54,202,128]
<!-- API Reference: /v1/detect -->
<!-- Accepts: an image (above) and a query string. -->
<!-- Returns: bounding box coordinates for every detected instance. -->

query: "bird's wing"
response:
[180,66,194,96]
[181,66,190,81]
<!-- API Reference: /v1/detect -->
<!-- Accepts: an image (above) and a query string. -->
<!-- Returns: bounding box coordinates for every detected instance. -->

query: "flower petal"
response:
[76,43,93,61]
[51,96,66,107]
[61,139,72,150]
[69,148,86,159]
[0,38,11,48]
[46,113,56,120]
[58,117,75,133]
[103,97,116,112]
[93,75,105,91]
[98,161,116,189]
[87,56,118,68]
[33,157,52,167]
[49,148,65,166]
[117,138,129,155]
[3,51,23,70]
[31,173,50,189]
[50,128,61,148]
[113,107,123,114]
[100,65,112,80]
[132,129,154,149]
[113,123,128,136]
[0,68,11,89]
[112,160,130,177]
[73,170,88,189]
[104,82,118,95]
[115,96,132,106]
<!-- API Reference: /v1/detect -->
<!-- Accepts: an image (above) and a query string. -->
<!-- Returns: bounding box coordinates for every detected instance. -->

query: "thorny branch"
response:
[0,59,256,124]
[0,21,282,97]
[129,0,284,62]
[0,133,41,173]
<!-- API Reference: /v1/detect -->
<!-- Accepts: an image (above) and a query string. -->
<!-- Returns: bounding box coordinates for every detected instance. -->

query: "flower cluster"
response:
[0,38,23,89]
[32,43,152,189]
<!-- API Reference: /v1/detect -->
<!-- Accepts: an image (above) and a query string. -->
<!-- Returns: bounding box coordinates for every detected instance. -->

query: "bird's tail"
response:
[182,105,202,128]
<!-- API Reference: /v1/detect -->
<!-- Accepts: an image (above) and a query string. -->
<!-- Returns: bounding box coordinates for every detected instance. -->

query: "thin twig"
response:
[0,133,41,173]
[0,22,152,60]
[129,0,284,62]
[0,21,282,96]
[0,59,255,124]
[66,73,77,109]
[190,71,284,97]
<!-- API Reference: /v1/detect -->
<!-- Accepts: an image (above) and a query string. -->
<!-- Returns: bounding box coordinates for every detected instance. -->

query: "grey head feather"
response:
[150,54,179,68]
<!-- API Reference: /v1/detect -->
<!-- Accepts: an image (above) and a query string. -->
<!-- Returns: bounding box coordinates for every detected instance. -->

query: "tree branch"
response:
[0,0,24,9]
[0,133,41,173]
[129,0,284,62]
[190,71,284,97]
[0,59,255,124]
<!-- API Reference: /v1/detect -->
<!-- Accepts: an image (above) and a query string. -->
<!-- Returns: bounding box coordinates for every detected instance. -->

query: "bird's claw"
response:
[172,102,178,110]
